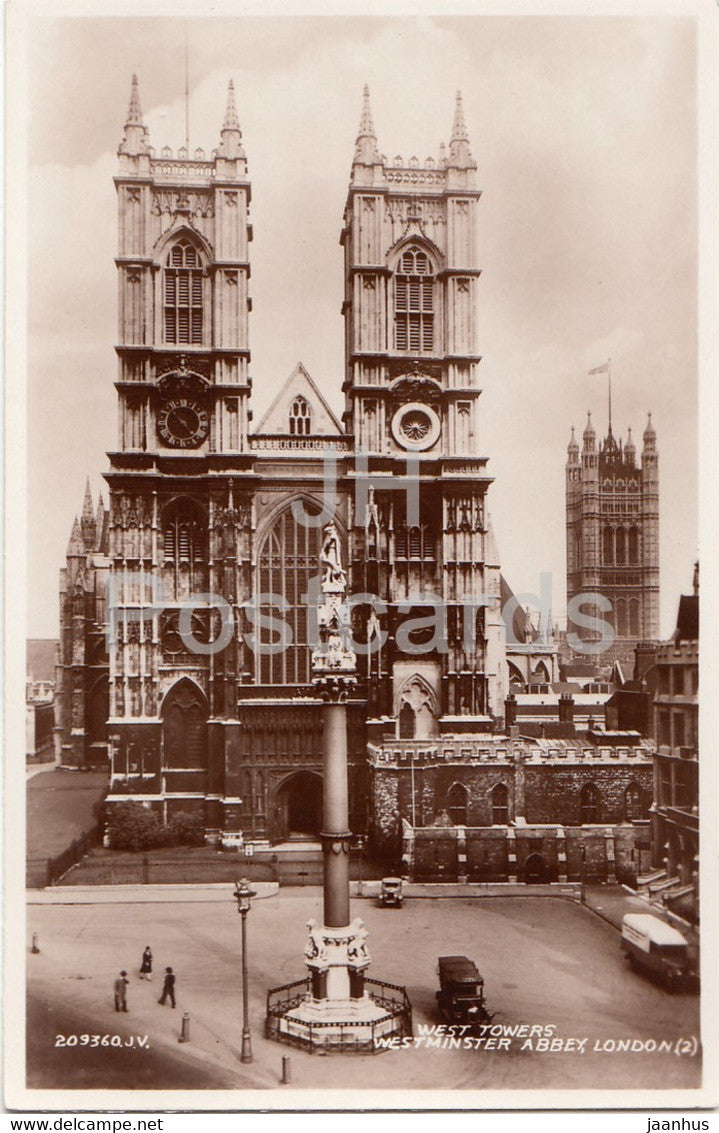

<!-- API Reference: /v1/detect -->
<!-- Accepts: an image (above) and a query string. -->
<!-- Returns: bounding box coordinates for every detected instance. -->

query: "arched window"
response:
[615,527,626,565]
[628,526,639,564]
[625,782,642,821]
[491,783,509,825]
[447,783,468,825]
[629,598,640,637]
[579,782,600,824]
[161,498,207,601]
[394,246,434,352]
[603,526,614,564]
[257,503,325,685]
[399,702,415,739]
[615,598,626,637]
[164,240,204,345]
[289,396,311,436]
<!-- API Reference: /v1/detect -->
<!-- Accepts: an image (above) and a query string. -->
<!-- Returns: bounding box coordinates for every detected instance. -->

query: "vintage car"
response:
[621,913,690,991]
[379,877,404,908]
[436,955,494,1027]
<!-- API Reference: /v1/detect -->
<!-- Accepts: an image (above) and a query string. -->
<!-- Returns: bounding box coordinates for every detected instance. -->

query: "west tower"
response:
[343,89,506,735]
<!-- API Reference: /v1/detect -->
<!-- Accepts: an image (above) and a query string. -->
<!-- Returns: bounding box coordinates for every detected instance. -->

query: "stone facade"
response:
[565,411,659,672]
[57,80,656,868]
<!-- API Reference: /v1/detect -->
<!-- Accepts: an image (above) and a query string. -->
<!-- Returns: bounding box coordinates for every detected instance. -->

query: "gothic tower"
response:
[106,77,255,830]
[565,411,659,669]
[343,89,506,729]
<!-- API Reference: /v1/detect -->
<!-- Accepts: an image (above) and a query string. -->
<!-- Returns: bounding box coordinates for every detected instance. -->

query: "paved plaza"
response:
[25,889,701,1096]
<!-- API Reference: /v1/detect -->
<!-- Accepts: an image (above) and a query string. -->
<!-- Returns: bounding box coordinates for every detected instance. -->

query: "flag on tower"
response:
[588,362,610,375]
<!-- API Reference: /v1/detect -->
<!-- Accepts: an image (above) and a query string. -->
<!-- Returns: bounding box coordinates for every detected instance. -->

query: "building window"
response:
[624,782,642,821]
[257,503,324,686]
[164,241,203,345]
[628,526,639,563]
[161,498,207,601]
[447,783,468,825]
[615,527,626,564]
[491,783,509,825]
[289,396,311,436]
[394,246,434,352]
[603,526,613,564]
[579,782,600,824]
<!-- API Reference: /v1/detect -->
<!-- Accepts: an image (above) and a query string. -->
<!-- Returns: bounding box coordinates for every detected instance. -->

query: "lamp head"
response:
[234,877,256,913]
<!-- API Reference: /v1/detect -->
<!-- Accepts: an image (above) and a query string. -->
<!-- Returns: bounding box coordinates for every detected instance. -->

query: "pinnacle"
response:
[127,74,144,125]
[450,90,469,143]
[82,477,94,520]
[353,85,381,165]
[67,516,84,556]
[222,79,241,133]
[358,84,376,140]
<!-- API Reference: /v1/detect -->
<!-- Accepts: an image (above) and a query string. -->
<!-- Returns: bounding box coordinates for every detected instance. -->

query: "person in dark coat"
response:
[114,971,129,1012]
[158,966,176,1008]
[139,946,153,981]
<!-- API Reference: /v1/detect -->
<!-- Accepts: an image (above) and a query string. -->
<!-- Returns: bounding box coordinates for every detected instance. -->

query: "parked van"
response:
[621,913,689,991]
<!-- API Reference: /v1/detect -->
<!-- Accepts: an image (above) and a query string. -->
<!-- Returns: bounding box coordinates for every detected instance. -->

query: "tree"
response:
[106,801,168,852]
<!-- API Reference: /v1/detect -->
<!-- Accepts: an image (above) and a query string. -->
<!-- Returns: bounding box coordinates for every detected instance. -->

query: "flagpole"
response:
[608,358,612,437]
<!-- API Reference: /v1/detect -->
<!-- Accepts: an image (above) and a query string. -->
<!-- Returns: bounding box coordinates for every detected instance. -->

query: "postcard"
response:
[6,0,718,1116]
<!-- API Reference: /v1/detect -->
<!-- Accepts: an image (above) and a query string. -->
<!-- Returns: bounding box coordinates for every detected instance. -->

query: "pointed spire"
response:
[80,479,97,549]
[448,90,476,170]
[127,74,143,125]
[67,517,84,557]
[223,79,240,132]
[119,74,150,156]
[217,79,245,161]
[451,90,469,144]
[353,85,381,166]
[82,478,94,521]
[95,493,106,551]
[643,412,657,452]
[582,411,596,453]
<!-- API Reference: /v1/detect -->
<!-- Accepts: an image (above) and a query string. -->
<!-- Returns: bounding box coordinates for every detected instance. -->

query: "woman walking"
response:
[139,945,153,981]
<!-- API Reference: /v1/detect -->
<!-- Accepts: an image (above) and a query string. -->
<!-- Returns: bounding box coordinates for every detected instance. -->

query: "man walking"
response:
[114,970,129,1013]
[158,966,176,1008]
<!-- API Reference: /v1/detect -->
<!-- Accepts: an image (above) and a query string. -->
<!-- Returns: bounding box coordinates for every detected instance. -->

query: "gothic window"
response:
[256,503,324,686]
[161,498,207,601]
[289,396,311,436]
[615,598,626,637]
[491,783,509,825]
[394,246,434,352]
[579,782,600,824]
[164,240,204,345]
[447,783,468,825]
[629,598,640,637]
[399,702,416,739]
[625,782,642,821]
[603,526,613,564]
[615,527,626,565]
[628,526,639,563]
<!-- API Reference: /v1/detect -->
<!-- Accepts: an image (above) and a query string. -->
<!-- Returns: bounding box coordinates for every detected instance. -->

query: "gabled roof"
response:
[254,362,343,436]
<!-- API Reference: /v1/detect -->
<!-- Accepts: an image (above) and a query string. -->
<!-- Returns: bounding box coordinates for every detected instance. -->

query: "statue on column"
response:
[320,522,347,590]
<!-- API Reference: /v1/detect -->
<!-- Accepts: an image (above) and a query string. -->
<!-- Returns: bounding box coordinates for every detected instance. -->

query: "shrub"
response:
[167,811,205,847]
[106,801,169,852]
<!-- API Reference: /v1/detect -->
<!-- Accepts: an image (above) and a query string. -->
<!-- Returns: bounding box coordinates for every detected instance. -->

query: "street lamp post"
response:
[234,878,256,1064]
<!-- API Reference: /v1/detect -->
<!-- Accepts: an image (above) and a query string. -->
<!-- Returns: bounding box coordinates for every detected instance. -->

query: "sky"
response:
[19,9,700,640]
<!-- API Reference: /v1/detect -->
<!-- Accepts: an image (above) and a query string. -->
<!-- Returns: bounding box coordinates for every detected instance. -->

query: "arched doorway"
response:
[275,772,322,841]
[162,679,208,769]
[524,852,548,883]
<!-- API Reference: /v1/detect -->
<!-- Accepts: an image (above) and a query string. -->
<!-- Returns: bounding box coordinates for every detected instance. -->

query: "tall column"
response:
[322,700,351,928]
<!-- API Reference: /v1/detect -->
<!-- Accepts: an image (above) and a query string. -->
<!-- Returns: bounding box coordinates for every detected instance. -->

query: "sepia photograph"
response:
[6,0,718,1114]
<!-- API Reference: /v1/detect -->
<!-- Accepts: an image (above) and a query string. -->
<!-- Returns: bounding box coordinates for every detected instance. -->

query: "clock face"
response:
[157,398,209,448]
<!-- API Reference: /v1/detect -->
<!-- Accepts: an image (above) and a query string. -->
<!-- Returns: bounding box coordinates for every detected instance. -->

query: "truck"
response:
[620,913,690,991]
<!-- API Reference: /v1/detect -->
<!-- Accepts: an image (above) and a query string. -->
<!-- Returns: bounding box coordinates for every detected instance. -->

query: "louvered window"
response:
[161,498,207,600]
[164,241,204,345]
[394,247,434,352]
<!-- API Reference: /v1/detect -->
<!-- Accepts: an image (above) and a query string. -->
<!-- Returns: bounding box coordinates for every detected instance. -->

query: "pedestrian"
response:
[114,970,129,1013]
[158,966,176,1008]
[139,945,153,981]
